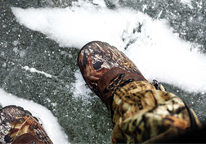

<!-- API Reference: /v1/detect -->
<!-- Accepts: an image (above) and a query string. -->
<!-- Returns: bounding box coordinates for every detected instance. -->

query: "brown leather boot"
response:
[78,41,148,109]
[0,105,53,144]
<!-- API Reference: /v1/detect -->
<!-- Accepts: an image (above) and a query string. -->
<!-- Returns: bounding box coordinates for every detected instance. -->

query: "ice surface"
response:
[180,0,192,6]
[11,2,206,93]
[1,0,206,143]
[23,66,53,78]
[0,88,69,144]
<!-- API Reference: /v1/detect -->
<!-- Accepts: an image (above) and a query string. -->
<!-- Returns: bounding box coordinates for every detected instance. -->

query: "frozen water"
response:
[11,3,206,93]
[1,0,206,143]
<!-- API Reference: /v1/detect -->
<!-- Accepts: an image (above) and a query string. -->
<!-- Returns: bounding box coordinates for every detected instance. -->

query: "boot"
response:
[78,41,154,109]
[78,41,202,143]
[0,105,53,144]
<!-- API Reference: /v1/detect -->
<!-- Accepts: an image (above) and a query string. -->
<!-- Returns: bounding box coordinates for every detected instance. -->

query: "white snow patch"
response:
[124,19,206,93]
[73,70,94,99]
[180,0,193,9]
[11,5,138,48]
[11,1,206,93]
[12,40,19,46]
[23,66,52,78]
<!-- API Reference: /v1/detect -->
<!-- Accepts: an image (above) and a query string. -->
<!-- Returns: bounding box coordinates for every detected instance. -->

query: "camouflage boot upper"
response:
[78,41,148,108]
[0,105,53,144]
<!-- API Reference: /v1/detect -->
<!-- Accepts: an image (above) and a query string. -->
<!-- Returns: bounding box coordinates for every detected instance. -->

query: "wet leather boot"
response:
[0,105,53,144]
[78,41,154,109]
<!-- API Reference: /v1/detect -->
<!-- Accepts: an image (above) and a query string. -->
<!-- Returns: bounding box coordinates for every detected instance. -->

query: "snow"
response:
[22,66,53,78]
[73,70,94,99]
[180,0,193,8]
[0,88,69,144]
[11,2,206,93]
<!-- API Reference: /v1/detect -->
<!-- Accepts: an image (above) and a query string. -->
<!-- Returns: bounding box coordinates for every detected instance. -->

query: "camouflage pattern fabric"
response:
[110,81,202,143]
[0,105,53,144]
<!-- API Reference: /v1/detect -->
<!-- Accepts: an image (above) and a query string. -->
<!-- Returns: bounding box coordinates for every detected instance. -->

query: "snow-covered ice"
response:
[23,66,53,78]
[0,88,69,144]
[0,0,205,143]
[11,2,206,93]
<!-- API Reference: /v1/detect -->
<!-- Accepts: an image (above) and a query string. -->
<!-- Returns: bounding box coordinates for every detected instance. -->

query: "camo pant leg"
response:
[110,81,202,143]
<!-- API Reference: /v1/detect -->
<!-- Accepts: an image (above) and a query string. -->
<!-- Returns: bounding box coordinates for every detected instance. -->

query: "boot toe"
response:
[78,41,146,97]
[0,105,52,144]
